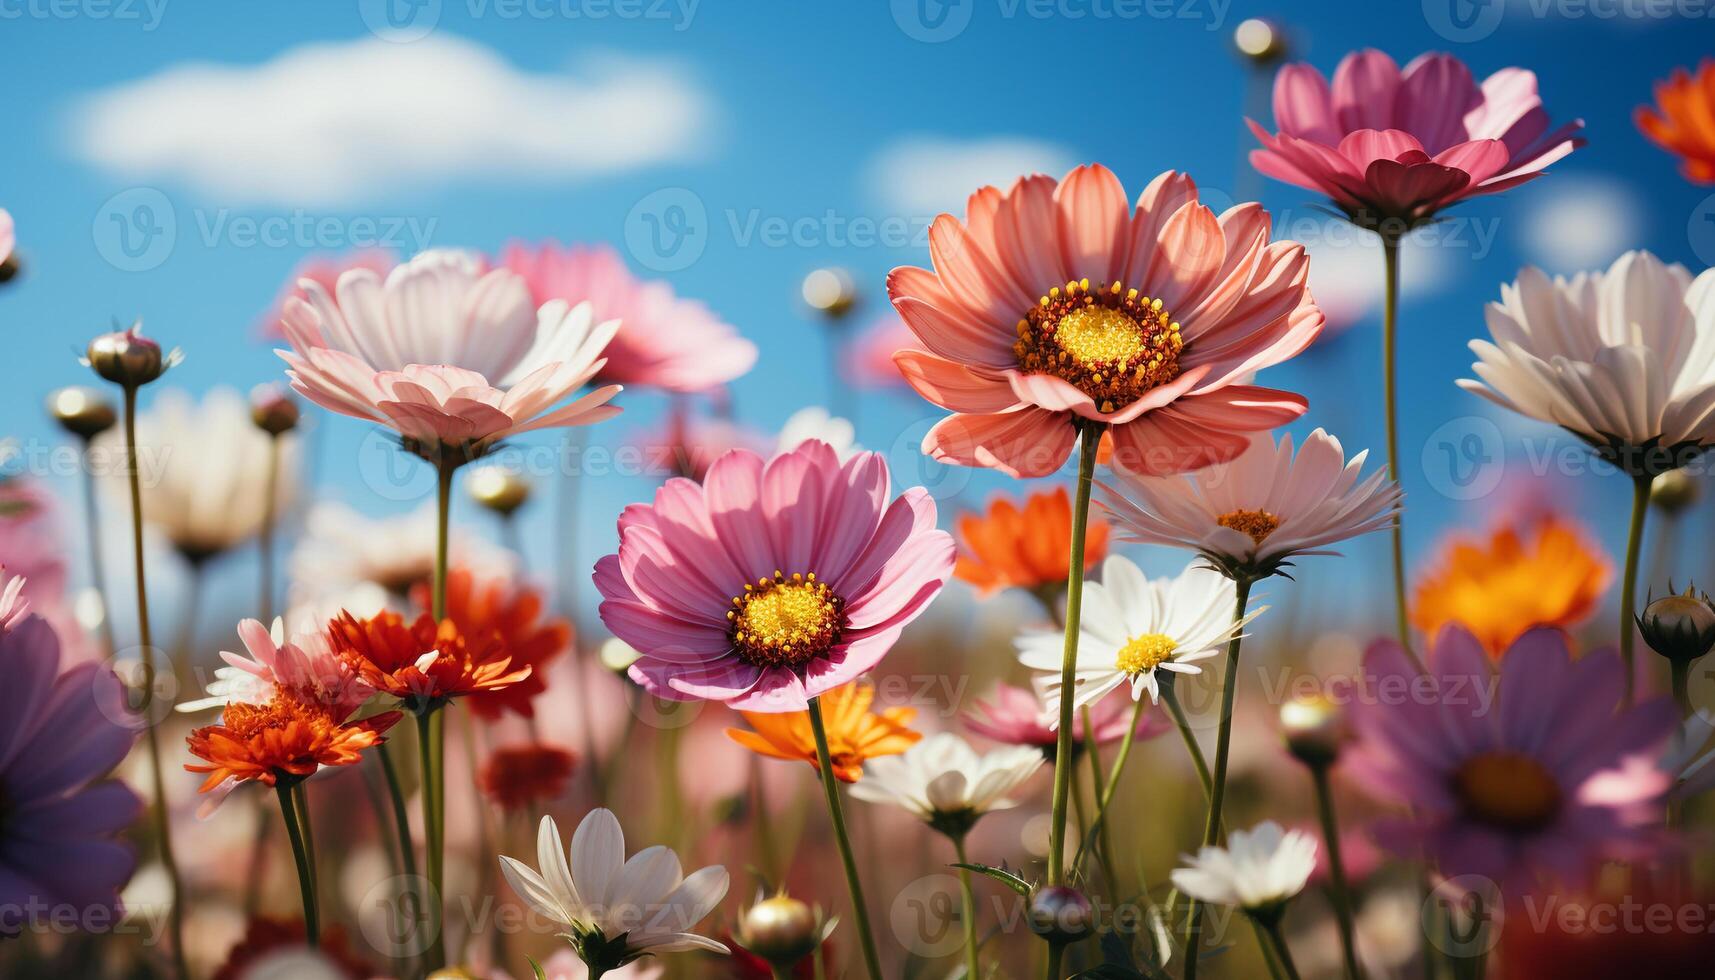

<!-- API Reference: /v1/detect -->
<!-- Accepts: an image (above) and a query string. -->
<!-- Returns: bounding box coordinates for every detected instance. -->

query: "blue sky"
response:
[4,0,1715,629]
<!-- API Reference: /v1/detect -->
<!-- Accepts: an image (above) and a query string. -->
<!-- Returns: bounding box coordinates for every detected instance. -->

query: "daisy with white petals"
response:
[499,809,730,976]
[850,732,1042,837]
[1097,428,1400,583]
[1018,556,1252,715]
[1172,820,1317,916]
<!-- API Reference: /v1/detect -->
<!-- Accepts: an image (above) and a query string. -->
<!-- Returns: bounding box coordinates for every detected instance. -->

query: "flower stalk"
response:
[1380,231,1413,658]
[1310,765,1363,980]
[1047,422,1102,887]
[807,695,883,980]
[1620,473,1651,707]
[953,834,981,980]
[276,781,320,947]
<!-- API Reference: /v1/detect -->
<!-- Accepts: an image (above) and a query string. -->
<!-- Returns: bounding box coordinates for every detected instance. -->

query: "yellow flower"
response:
[1412,515,1610,658]
[726,682,920,782]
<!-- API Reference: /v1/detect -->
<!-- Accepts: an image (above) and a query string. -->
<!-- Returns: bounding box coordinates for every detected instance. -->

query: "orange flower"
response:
[478,742,577,812]
[1637,61,1715,183]
[412,567,571,720]
[954,487,1111,596]
[726,682,920,782]
[1412,514,1610,658]
[185,694,400,792]
[326,609,530,711]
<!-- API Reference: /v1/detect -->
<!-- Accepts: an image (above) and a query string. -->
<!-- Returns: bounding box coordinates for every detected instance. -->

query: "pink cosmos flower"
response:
[1349,627,1674,893]
[595,440,955,711]
[0,615,142,929]
[256,249,394,339]
[180,618,373,718]
[0,208,13,266]
[1249,50,1584,228]
[279,250,623,460]
[630,410,771,482]
[498,241,757,393]
[964,682,1167,754]
[843,314,922,389]
[887,164,1322,477]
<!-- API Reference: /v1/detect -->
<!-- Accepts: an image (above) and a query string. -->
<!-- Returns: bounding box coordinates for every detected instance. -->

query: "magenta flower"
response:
[1349,627,1674,892]
[499,241,757,394]
[964,682,1167,754]
[1249,50,1584,227]
[0,615,141,928]
[594,440,955,711]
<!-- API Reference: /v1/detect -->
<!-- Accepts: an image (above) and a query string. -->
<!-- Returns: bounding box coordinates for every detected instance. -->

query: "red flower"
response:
[326,609,530,711]
[411,566,570,719]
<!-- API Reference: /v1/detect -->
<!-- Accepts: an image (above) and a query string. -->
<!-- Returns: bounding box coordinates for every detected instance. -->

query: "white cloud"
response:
[68,35,713,206]
[866,136,1077,216]
[1517,174,1643,274]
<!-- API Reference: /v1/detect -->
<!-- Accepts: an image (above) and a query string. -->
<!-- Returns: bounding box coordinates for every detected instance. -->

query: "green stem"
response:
[1183,577,1253,980]
[1380,232,1414,659]
[954,835,981,980]
[1311,766,1363,980]
[1160,680,1213,800]
[378,742,420,881]
[1673,659,1693,719]
[1047,423,1102,888]
[1620,474,1650,709]
[122,385,188,980]
[1072,697,1146,876]
[418,708,447,970]
[807,697,883,980]
[1079,705,1119,892]
[434,458,453,621]
[259,432,281,623]
[276,783,320,947]
[293,782,320,915]
[1260,918,1304,980]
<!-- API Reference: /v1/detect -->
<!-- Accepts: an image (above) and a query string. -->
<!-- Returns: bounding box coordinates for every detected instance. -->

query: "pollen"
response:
[1012,279,1183,411]
[1115,633,1177,674]
[729,571,844,668]
[1217,509,1282,546]
[1453,751,1562,833]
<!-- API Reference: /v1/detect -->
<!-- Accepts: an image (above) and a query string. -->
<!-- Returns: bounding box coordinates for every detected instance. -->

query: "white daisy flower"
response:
[1017,556,1254,717]
[849,732,1043,837]
[499,810,729,974]
[1170,820,1317,914]
[1096,428,1399,581]
[287,500,512,608]
[776,406,859,460]
[1459,250,1715,473]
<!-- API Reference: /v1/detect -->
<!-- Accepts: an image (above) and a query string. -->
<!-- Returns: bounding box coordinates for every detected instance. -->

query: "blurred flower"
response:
[1662,711,1715,799]
[726,681,920,783]
[289,500,513,605]
[1250,50,1582,228]
[776,406,858,460]
[954,487,1111,598]
[83,322,182,388]
[0,616,140,928]
[479,742,577,812]
[1305,823,1381,890]
[177,618,371,716]
[513,949,663,980]
[0,208,12,266]
[410,566,569,720]
[637,411,772,482]
[97,387,300,564]
[1411,514,1608,657]
[279,250,622,463]
[1496,886,1715,976]
[0,565,27,631]
[497,810,729,973]
[211,917,369,980]
[596,440,954,711]
[1638,584,1715,665]
[499,241,756,393]
[1170,820,1317,914]
[47,386,118,441]
[1349,627,1676,891]
[185,694,400,796]
[255,249,394,339]
[964,682,1166,755]
[887,164,1319,477]
[1461,251,1715,472]
[1018,556,1253,715]
[326,609,529,712]
[1637,60,1715,183]
[1098,428,1399,582]
[842,314,920,389]
[0,477,66,601]
[849,732,1042,837]
[466,463,532,517]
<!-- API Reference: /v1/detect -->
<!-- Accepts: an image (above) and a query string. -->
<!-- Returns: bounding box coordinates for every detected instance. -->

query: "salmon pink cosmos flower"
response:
[595,440,955,711]
[887,164,1322,477]
[1249,50,1584,228]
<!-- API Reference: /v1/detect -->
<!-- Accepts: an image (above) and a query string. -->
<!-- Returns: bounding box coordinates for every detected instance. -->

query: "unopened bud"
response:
[46,387,117,441]
[1651,470,1700,516]
[249,384,300,436]
[84,323,179,387]
[738,895,823,966]
[467,464,531,517]
[1279,692,1348,768]
[1028,885,1093,946]
[1637,583,1715,664]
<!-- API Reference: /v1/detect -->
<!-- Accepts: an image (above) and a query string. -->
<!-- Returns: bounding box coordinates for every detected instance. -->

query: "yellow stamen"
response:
[1217,509,1282,546]
[1115,633,1177,674]
[730,571,843,668]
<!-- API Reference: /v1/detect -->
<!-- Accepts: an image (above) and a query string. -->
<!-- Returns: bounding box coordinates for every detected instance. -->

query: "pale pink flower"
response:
[843,314,921,389]
[887,164,1321,477]
[178,618,373,718]
[1249,50,1584,227]
[499,241,757,393]
[278,250,623,459]
[0,208,13,266]
[256,249,394,339]
[595,440,955,711]
[0,565,28,632]
[964,682,1167,754]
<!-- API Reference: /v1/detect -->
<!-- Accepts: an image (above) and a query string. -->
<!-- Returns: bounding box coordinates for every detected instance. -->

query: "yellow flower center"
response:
[729,571,844,668]
[1115,633,1177,674]
[1453,751,1562,832]
[1217,509,1282,545]
[1013,279,1184,414]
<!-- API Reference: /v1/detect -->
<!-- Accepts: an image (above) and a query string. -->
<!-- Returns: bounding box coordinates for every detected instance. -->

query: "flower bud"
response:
[249,384,300,436]
[737,895,823,966]
[1651,470,1700,516]
[1637,583,1715,664]
[801,267,857,319]
[466,464,531,517]
[0,251,20,284]
[46,386,117,441]
[1028,885,1093,946]
[1279,692,1348,768]
[83,324,178,387]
